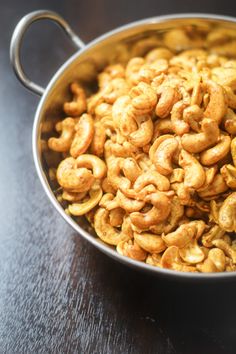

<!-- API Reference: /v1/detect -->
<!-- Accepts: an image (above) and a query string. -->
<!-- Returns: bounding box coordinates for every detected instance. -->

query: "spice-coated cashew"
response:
[70,114,94,158]
[181,118,219,153]
[155,86,180,118]
[129,115,154,147]
[196,248,226,272]
[153,119,174,139]
[116,190,145,213]
[133,171,170,192]
[198,173,228,199]
[153,137,179,175]
[203,79,227,124]
[117,240,147,261]
[94,208,131,246]
[231,137,236,167]
[112,95,137,136]
[130,192,171,229]
[91,122,106,157]
[48,117,75,152]
[57,157,94,192]
[122,158,142,182]
[200,134,231,166]
[162,220,206,248]
[76,154,107,179]
[130,82,157,115]
[133,232,166,254]
[68,187,103,216]
[179,240,205,264]
[221,164,236,189]
[171,100,190,136]
[223,108,236,135]
[63,82,87,117]
[160,246,197,272]
[179,149,206,189]
[218,192,236,232]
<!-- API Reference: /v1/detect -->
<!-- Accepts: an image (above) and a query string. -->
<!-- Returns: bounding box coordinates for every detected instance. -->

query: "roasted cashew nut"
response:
[200,134,231,166]
[130,192,171,229]
[63,82,87,117]
[179,149,206,189]
[162,220,206,248]
[218,192,236,232]
[68,187,103,216]
[130,82,157,115]
[48,117,75,152]
[198,173,228,199]
[75,154,107,180]
[171,100,190,136]
[155,86,180,118]
[160,246,197,272]
[94,208,131,246]
[134,232,166,254]
[181,118,219,153]
[112,95,137,136]
[221,164,236,189]
[129,115,154,147]
[117,240,147,261]
[70,114,94,158]
[203,79,227,124]
[153,137,179,175]
[57,157,94,192]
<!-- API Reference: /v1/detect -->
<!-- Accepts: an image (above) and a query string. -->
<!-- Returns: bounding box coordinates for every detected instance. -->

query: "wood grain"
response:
[1,0,236,353]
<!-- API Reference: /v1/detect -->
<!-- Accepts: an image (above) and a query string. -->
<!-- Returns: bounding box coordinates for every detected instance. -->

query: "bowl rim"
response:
[33,12,236,280]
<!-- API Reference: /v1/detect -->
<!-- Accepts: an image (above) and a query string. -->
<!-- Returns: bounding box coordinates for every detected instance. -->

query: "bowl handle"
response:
[10,10,85,96]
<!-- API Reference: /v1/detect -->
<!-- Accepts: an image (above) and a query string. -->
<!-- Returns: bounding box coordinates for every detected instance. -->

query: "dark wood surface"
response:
[1,0,236,353]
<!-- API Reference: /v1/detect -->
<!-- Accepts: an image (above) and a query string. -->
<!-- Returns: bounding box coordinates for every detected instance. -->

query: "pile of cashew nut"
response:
[46,39,236,273]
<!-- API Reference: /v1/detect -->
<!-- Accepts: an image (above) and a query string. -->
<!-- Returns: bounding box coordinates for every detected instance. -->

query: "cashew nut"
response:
[153,137,179,175]
[181,118,219,153]
[218,192,236,232]
[179,149,206,189]
[64,82,87,117]
[70,114,94,158]
[48,118,75,152]
[133,232,166,254]
[203,79,227,124]
[200,134,231,166]
[68,187,103,216]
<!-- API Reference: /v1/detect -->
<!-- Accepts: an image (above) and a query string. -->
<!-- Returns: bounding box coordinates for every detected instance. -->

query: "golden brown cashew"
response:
[198,173,228,199]
[130,82,157,115]
[200,134,231,166]
[212,239,236,264]
[223,108,236,134]
[133,232,166,254]
[171,182,193,206]
[68,187,103,216]
[153,119,174,139]
[112,95,137,136]
[212,66,236,90]
[181,118,219,153]
[179,149,206,189]
[57,157,95,192]
[179,240,205,264]
[160,246,197,272]
[76,154,107,179]
[138,59,168,83]
[107,157,131,191]
[91,122,106,157]
[231,137,236,167]
[116,190,145,213]
[171,100,190,136]
[64,82,87,117]
[183,105,203,132]
[197,248,226,272]
[153,137,179,176]
[129,115,153,147]
[94,208,130,246]
[162,220,206,248]
[224,87,236,110]
[122,158,142,182]
[218,192,236,232]
[62,190,87,202]
[109,208,125,227]
[201,225,225,248]
[146,253,162,267]
[130,192,171,229]
[221,164,236,189]
[125,57,145,85]
[70,114,94,158]
[149,134,174,161]
[203,79,227,124]
[155,86,180,118]
[48,118,75,152]
[117,240,147,261]
[133,170,170,192]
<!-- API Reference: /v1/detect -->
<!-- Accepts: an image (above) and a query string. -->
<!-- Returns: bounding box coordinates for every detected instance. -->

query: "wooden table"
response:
[1,0,236,353]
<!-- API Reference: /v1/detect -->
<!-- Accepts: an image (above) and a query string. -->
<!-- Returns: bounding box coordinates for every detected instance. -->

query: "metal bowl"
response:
[10,10,236,280]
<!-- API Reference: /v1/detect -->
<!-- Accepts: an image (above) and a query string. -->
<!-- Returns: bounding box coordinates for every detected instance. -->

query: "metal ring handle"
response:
[10,10,85,96]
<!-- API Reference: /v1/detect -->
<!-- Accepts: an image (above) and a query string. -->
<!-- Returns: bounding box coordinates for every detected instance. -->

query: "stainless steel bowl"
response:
[10,10,236,280]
